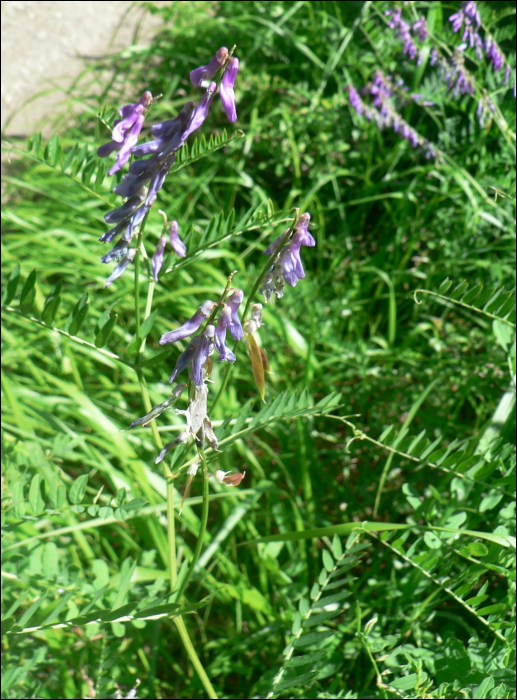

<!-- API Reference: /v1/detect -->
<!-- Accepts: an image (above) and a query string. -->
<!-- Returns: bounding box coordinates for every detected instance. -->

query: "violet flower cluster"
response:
[429,48,476,98]
[347,80,437,160]
[97,48,240,289]
[259,213,315,302]
[448,2,514,94]
[159,291,244,386]
[385,8,428,65]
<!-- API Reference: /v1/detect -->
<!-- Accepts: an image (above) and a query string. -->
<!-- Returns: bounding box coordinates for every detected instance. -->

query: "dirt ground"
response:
[1,0,164,136]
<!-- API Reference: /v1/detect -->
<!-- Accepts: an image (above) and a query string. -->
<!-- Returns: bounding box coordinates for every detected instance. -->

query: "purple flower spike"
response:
[191,325,215,386]
[152,235,167,283]
[220,58,239,123]
[226,290,244,341]
[104,249,137,289]
[169,338,199,384]
[169,221,187,258]
[159,301,216,346]
[215,306,237,363]
[190,47,229,88]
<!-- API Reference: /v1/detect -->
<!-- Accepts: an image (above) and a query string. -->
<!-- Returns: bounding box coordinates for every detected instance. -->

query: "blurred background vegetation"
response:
[2,1,515,698]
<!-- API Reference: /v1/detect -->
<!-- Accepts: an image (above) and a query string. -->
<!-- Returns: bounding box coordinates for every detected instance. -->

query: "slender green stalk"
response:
[173,451,210,603]
[173,616,218,699]
[132,214,216,699]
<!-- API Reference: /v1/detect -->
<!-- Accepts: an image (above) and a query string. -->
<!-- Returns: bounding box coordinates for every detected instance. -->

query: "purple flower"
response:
[104,249,137,289]
[220,58,239,123]
[412,18,428,43]
[101,237,130,264]
[348,86,364,116]
[486,42,504,72]
[464,1,480,27]
[99,219,132,244]
[503,66,511,86]
[104,188,147,225]
[131,102,195,159]
[169,221,187,258]
[152,235,167,283]
[191,325,215,386]
[449,11,464,34]
[97,91,153,177]
[183,83,217,143]
[261,215,315,301]
[214,306,236,363]
[226,290,244,341]
[160,300,216,346]
[264,228,290,256]
[169,337,199,384]
[145,154,177,207]
[190,47,229,87]
[386,8,420,62]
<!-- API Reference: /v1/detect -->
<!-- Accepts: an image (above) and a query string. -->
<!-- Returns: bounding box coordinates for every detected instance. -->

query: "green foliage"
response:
[1,1,516,698]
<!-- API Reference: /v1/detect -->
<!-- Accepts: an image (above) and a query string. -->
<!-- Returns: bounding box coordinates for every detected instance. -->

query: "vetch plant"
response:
[60,43,316,697]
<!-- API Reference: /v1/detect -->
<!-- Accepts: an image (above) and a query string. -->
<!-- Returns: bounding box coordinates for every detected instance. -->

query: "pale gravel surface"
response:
[1,0,164,135]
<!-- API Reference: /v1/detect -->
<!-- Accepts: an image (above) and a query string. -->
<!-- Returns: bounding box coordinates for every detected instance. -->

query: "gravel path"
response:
[1,0,163,135]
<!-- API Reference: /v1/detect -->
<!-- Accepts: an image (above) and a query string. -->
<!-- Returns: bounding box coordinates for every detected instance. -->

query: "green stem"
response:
[173,617,218,699]
[132,210,216,698]
[174,452,210,603]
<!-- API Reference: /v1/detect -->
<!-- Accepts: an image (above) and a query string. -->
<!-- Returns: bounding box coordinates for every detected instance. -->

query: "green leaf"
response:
[135,347,173,368]
[493,320,514,353]
[28,474,45,514]
[123,334,142,358]
[403,483,423,510]
[48,472,67,509]
[460,542,489,558]
[3,264,21,306]
[95,161,106,193]
[331,535,343,560]
[67,293,89,336]
[424,531,442,549]
[41,281,62,325]
[44,135,61,167]
[69,475,88,505]
[389,673,427,690]
[95,312,118,348]
[140,310,157,339]
[476,603,507,616]
[479,490,504,512]
[322,550,334,572]
[19,270,37,315]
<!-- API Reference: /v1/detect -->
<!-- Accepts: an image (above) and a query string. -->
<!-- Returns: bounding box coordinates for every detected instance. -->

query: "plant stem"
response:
[174,451,210,603]
[132,213,216,699]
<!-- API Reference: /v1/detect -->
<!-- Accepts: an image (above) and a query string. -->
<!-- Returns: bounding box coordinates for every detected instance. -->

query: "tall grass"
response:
[2,1,515,698]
